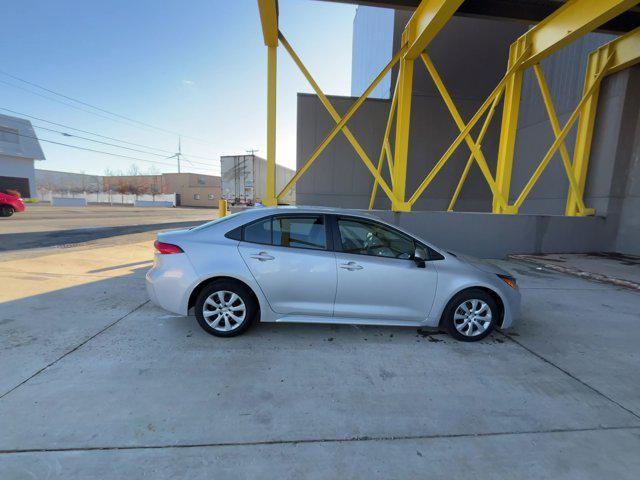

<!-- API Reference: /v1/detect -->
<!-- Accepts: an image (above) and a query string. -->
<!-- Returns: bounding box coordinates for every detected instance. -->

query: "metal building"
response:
[0,113,45,198]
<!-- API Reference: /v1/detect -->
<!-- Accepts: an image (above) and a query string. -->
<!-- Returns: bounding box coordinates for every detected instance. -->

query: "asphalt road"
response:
[0,205,218,252]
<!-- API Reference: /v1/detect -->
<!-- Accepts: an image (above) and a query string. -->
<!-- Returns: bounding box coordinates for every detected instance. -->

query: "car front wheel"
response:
[443,288,498,342]
[0,205,15,217]
[194,280,257,337]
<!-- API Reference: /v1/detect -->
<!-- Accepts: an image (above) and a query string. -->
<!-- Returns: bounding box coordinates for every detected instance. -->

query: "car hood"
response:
[450,251,510,276]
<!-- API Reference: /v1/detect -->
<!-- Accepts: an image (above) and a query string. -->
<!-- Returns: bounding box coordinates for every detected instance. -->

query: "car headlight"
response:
[497,274,517,289]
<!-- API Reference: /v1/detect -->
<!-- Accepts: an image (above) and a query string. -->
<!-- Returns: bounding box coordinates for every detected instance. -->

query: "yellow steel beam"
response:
[390,0,463,211]
[420,53,508,209]
[369,77,399,210]
[392,57,414,211]
[448,90,503,212]
[512,53,613,210]
[278,32,400,205]
[517,0,638,68]
[533,63,589,214]
[494,0,637,214]
[604,26,640,75]
[566,27,640,215]
[263,44,278,206]
[493,39,526,213]
[257,0,279,205]
[277,44,407,202]
[403,0,464,60]
[279,32,397,205]
[257,0,278,47]
[408,46,529,207]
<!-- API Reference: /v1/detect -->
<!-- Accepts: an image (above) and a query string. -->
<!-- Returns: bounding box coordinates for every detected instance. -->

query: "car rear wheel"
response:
[443,288,497,342]
[0,205,14,217]
[194,280,257,337]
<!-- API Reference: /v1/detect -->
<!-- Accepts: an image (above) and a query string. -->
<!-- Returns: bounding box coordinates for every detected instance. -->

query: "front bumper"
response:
[499,285,521,329]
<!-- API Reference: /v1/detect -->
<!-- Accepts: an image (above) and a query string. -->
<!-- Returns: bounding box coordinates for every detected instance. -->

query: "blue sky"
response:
[0,0,357,175]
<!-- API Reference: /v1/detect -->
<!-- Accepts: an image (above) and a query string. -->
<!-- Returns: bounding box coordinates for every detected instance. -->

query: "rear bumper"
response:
[145,254,197,315]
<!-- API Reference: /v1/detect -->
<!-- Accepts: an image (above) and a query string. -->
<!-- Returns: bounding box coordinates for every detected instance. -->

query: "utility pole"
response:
[246,148,259,156]
[177,136,182,173]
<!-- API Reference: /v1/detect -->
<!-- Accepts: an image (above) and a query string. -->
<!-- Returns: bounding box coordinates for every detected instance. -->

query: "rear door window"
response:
[273,216,326,250]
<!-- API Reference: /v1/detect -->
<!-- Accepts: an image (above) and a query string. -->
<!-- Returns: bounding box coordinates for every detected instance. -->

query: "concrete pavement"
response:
[1,229,639,478]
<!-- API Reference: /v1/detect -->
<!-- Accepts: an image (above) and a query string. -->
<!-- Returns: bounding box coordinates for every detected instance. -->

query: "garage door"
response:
[0,176,30,197]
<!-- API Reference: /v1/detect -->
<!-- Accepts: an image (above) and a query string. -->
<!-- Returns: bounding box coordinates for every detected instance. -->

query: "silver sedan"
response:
[146,206,520,341]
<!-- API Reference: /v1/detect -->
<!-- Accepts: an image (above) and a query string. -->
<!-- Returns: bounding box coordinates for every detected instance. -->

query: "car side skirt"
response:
[267,315,439,328]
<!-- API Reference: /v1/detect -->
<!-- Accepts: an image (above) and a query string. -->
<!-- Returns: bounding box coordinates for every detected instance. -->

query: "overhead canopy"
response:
[322,0,640,33]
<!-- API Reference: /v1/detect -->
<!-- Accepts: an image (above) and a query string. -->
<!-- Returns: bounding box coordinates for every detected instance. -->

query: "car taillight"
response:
[154,240,184,254]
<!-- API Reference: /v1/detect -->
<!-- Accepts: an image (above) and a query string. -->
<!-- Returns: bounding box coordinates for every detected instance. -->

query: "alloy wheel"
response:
[202,290,246,332]
[453,299,492,337]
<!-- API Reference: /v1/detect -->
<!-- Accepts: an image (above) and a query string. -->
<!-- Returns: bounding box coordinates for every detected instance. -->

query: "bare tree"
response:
[148,180,161,201]
[127,164,142,176]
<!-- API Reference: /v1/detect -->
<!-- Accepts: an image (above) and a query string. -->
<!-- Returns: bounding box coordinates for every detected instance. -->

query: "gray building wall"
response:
[0,114,45,198]
[591,66,640,254]
[0,154,36,197]
[351,6,394,99]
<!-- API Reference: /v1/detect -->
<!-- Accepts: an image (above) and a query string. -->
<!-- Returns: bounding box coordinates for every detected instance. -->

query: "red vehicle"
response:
[0,192,26,217]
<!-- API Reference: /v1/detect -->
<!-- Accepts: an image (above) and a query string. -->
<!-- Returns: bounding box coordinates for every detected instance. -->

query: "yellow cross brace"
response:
[369,76,399,210]
[511,53,614,209]
[448,90,504,212]
[407,46,529,207]
[420,53,508,209]
[532,64,591,214]
[566,27,640,215]
[276,41,407,203]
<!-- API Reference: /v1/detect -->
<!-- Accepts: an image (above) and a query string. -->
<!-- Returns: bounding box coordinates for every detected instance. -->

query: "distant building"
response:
[351,6,394,99]
[37,170,221,207]
[0,114,45,198]
[103,172,221,207]
[36,169,103,196]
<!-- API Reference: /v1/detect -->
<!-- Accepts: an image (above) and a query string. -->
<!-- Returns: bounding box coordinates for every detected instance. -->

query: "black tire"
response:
[442,288,498,342]
[0,205,14,217]
[194,280,258,337]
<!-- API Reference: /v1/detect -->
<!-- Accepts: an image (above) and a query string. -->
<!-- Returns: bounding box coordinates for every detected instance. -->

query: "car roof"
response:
[241,205,380,219]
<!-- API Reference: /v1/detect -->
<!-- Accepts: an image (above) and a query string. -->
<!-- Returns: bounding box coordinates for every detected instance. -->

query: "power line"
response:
[14,130,218,173]
[32,124,173,158]
[0,78,159,133]
[0,106,221,168]
[0,106,174,155]
[0,69,216,145]
[30,124,220,171]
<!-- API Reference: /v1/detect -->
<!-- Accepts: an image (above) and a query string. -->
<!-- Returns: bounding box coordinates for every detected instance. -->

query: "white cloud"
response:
[182,79,195,86]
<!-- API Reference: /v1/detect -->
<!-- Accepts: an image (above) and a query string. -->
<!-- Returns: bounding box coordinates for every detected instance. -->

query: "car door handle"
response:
[250,252,275,261]
[340,261,363,271]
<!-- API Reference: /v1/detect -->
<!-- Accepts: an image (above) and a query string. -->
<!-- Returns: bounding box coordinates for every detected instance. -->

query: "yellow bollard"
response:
[219,199,228,218]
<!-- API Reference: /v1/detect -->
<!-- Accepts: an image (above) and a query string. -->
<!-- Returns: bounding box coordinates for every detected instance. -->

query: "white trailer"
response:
[220,155,296,206]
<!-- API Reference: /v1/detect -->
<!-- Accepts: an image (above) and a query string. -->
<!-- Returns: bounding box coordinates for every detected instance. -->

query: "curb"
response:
[509,254,640,292]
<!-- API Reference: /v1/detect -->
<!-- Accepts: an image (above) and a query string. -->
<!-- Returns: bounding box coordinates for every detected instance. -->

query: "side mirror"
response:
[413,246,427,268]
